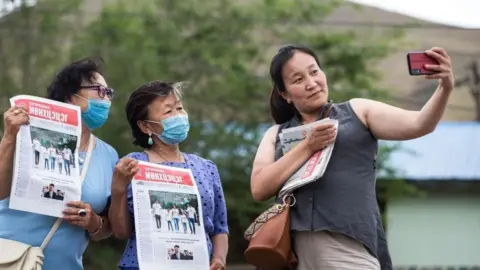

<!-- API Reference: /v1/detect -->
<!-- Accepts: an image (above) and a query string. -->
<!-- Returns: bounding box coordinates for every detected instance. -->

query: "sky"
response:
[348,0,480,29]
[0,0,34,15]
[1,0,480,29]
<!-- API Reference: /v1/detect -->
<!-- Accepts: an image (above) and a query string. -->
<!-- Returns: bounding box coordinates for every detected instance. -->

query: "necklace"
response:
[149,149,183,163]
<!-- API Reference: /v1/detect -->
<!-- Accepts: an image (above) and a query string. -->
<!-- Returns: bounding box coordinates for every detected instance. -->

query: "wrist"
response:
[111,181,128,195]
[298,140,313,156]
[212,254,226,263]
[1,134,16,145]
[212,256,226,264]
[439,81,454,93]
[87,214,102,234]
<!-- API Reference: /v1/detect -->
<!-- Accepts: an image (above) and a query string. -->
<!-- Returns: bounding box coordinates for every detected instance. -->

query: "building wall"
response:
[386,195,480,268]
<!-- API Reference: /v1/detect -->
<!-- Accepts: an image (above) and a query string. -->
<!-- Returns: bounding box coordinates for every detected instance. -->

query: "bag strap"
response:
[40,134,96,250]
[244,196,292,241]
[321,100,333,119]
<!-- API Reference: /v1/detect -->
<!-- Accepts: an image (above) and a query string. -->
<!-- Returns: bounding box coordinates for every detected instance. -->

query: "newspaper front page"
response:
[278,118,339,197]
[8,95,82,217]
[132,161,209,270]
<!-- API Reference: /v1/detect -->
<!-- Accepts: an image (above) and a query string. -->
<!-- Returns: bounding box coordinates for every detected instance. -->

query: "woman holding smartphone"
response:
[250,45,454,269]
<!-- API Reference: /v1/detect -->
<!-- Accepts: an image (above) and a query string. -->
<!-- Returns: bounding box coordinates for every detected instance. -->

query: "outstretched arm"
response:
[351,47,454,141]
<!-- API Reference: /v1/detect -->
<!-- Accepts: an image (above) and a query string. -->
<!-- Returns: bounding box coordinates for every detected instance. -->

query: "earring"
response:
[147,134,153,146]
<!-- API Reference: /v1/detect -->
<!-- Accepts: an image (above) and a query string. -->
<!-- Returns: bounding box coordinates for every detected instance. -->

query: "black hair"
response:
[46,57,104,102]
[269,44,322,124]
[125,81,183,149]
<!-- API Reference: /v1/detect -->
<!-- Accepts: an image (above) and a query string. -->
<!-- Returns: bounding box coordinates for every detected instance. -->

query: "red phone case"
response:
[406,52,439,76]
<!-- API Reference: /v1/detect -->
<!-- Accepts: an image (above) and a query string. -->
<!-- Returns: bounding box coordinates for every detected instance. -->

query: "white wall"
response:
[386,195,480,267]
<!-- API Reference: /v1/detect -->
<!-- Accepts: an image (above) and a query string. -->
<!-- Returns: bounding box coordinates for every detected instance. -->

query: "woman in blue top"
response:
[108,81,229,270]
[0,57,118,270]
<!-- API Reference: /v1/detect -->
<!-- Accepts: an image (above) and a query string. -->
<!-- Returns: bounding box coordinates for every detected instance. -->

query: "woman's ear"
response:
[137,120,152,135]
[279,91,292,104]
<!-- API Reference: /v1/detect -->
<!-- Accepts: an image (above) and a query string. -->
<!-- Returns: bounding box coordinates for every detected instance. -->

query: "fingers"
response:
[67,201,90,209]
[63,214,85,222]
[312,125,336,137]
[116,157,140,177]
[325,137,336,145]
[63,205,91,215]
[424,73,450,80]
[126,159,139,171]
[307,123,337,152]
[423,47,452,83]
[7,106,28,114]
[117,157,138,169]
[312,125,336,138]
[424,65,452,80]
[309,131,336,148]
[129,166,140,176]
[4,106,29,125]
[425,49,449,65]
[424,64,446,72]
[121,157,136,165]
[2,107,29,139]
[63,207,81,216]
[63,202,92,228]
[312,123,334,132]
[430,47,449,58]
[210,261,225,270]
[67,220,85,227]
[7,106,29,118]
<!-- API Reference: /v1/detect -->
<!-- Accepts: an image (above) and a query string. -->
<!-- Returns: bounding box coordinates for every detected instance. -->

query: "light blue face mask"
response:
[77,95,111,130]
[146,114,190,145]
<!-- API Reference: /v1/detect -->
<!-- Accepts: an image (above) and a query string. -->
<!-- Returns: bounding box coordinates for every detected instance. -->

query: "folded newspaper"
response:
[278,118,338,197]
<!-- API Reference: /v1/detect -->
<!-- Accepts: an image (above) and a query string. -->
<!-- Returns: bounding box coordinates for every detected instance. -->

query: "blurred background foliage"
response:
[0,0,420,268]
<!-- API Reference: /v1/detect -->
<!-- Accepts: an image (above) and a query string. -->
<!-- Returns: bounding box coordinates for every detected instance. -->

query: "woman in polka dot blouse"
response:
[108,81,229,270]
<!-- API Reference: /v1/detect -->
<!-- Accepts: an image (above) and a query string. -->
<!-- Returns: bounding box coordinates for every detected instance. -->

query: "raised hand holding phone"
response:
[407,47,454,91]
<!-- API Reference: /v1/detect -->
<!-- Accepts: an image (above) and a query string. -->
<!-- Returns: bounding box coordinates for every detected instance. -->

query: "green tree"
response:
[0,0,414,268]
[0,0,83,134]
[68,0,409,267]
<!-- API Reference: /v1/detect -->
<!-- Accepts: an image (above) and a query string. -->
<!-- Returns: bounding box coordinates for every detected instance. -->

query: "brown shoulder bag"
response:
[244,195,296,270]
[244,102,333,270]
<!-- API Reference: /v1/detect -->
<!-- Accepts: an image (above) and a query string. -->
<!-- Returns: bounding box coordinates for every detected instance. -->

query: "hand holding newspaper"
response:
[131,161,210,270]
[278,118,339,197]
[8,95,82,217]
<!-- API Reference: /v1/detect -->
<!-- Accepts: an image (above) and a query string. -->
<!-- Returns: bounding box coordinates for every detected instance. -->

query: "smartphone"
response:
[406,52,439,76]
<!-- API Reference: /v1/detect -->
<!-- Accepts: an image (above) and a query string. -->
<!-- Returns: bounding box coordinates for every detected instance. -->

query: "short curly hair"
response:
[46,57,104,102]
[125,81,184,149]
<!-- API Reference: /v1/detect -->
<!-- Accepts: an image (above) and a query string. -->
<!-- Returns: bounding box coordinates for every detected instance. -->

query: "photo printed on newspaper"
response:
[132,161,209,270]
[8,95,82,218]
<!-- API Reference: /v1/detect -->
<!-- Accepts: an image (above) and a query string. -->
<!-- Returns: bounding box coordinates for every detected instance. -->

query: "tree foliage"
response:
[69,0,405,266]
[0,0,411,267]
[0,0,82,109]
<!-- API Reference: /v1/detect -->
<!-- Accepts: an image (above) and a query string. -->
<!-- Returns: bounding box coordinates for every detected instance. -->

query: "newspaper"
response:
[8,95,82,217]
[278,118,339,197]
[131,161,209,270]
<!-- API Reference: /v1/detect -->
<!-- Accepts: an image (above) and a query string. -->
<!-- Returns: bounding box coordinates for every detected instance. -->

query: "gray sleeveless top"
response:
[274,102,392,270]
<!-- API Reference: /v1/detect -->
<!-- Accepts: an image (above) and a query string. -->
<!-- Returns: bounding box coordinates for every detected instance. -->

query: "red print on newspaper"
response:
[13,98,79,126]
[301,151,322,179]
[134,164,194,186]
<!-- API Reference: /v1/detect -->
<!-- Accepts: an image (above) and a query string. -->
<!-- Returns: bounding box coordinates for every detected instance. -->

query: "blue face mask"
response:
[148,115,190,145]
[80,98,111,130]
